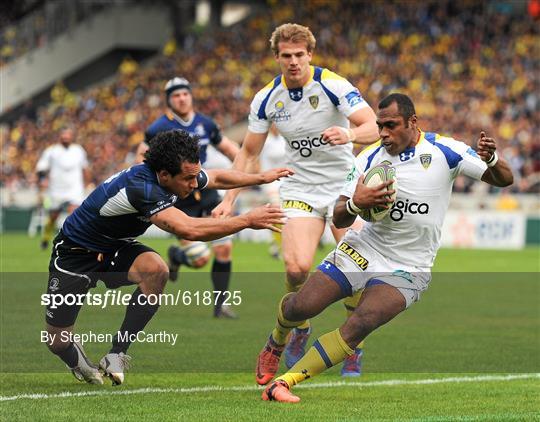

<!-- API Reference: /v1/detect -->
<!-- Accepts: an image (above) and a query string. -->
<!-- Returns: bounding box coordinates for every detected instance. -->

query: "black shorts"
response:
[175,188,221,218]
[45,231,155,328]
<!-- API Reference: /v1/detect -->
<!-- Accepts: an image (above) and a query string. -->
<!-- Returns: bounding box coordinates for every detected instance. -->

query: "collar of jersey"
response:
[280,66,315,89]
[167,110,195,126]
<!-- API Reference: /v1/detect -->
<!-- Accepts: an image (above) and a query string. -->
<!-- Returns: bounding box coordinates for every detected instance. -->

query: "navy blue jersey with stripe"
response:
[145,113,222,165]
[62,163,208,252]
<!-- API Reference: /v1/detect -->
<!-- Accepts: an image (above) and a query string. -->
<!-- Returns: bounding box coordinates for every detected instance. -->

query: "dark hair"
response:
[378,93,416,122]
[144,130,200,176]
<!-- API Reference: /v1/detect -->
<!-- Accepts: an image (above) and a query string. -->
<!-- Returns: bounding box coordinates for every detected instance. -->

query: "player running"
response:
[137,77,240,318]
[261,93,514,402]
[36,126,89,250]
[212,23,379,379]
[44,130,291,386]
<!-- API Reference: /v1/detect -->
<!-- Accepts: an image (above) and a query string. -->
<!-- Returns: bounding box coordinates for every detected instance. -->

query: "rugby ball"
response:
[182,241,211,267]
[357,164,397,222]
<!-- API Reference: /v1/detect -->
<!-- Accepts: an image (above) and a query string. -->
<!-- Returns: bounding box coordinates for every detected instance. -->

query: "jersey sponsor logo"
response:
[399,150,415,162]
[282,200,313,213]
[420,154,432,169]
[273,101,291,122]
[390,199,430,221]
[309,95,319,109]
[345,90,363,107]
[338,242,369,270]
[289,88,303,101]
[148,201,174,216]
[290,135,329,157]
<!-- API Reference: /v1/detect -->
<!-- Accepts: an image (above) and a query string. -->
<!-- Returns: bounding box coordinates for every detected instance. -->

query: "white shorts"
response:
[44,193,84,211]
[279,182,340,220]
[317,230,431,308]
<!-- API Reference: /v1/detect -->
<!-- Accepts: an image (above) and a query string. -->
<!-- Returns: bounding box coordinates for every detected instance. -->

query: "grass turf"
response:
[1,233,539,420]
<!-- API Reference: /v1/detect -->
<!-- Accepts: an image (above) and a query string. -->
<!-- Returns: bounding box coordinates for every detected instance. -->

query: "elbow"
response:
[332,216,347,229]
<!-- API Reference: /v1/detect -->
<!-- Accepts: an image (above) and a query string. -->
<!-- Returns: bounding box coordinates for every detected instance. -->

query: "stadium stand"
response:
[1,0,538,198]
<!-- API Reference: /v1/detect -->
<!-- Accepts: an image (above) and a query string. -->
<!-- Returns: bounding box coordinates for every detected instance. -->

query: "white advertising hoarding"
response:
[441,211,526,249]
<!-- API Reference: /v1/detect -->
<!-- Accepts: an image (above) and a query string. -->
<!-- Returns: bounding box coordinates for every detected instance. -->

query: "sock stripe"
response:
[313,340,333,368]
[277,319,298,329]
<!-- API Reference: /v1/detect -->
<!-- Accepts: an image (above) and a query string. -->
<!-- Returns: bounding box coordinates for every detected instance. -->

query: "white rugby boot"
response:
[69,341,104,385]
[100,352,132,385]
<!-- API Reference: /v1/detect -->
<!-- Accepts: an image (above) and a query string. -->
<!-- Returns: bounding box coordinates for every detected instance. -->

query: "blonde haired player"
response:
[213,23,379,380]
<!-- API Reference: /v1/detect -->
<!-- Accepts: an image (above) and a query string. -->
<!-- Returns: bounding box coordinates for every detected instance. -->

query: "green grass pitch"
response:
[1,233,539,420]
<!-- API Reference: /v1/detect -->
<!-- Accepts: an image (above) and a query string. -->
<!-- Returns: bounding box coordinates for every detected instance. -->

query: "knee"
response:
[285,261,310,288]
[142,260,169,293]
[283,294,316,321]
[212,243,232,262]
[341,309,382,345]
[46,331,70,355]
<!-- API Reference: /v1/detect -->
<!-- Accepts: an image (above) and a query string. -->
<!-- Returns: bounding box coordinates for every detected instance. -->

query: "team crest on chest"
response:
[420,154,432,169]
[309,95,319,109]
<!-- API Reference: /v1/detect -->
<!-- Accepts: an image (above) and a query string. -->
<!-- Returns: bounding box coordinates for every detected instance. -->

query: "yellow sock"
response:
[343,290,364,350]
[277,328,354,387]
[271,293,307,345]
[284,275,311,331]
[42,218,56,243]
[272,230,281,248]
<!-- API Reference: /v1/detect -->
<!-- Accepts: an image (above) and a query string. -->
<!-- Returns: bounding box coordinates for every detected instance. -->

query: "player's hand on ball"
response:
[476,131,497,162]
[246,204,285,232]
[260,167,294,183]
[211,200,234,218]
[322,126,354,145]
[352,175,395,210]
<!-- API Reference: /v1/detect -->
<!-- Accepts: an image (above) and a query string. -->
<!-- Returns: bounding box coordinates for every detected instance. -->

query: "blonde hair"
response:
[269,23,316,56]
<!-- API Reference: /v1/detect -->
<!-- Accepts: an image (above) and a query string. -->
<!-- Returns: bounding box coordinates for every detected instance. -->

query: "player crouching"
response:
[43,130,292,385]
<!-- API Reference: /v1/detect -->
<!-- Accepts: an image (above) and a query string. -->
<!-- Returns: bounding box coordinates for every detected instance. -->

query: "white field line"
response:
[1,373,538,403]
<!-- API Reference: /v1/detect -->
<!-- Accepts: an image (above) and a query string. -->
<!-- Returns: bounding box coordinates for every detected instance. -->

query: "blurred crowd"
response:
[0,0,106,67]
[2,0,539,195]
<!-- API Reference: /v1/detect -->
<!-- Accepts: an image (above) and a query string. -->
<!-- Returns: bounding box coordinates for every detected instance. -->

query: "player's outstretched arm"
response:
[206,167,293,190]
[477,132,514,187]
[212,130,268,217]
[150,204,285,241]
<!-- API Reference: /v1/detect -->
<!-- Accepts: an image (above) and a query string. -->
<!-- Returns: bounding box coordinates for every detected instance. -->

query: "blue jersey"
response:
[62,163,209,252]
[145,112,222,165]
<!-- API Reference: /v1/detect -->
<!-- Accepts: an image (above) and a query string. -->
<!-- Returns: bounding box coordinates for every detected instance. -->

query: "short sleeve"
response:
[126,178,176,218]
[320,70,370,117]
[438,137,487,180]
[36,147,51,172]
[247,89,272,134]
[197,169,209,190]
